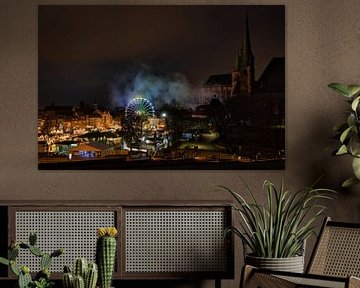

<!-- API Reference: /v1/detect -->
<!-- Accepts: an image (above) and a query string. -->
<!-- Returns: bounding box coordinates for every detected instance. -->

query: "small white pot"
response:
[245,254,305,273]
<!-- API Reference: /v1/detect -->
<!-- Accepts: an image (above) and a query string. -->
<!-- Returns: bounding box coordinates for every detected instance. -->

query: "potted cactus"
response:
[0,232,63,288]
[96,227,118,288]
[62,258,98,288]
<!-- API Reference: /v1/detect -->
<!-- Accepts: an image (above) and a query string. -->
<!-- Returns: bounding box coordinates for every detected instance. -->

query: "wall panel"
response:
[1,1,360,287]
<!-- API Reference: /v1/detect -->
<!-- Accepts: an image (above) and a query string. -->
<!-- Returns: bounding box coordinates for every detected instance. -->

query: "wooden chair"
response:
[241,217,360,288]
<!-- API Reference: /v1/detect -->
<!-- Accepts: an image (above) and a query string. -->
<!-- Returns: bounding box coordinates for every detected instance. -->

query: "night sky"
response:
[38,5,284,108]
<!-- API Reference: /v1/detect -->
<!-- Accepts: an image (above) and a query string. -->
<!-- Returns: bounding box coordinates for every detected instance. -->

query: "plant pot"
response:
[245,254,305,273]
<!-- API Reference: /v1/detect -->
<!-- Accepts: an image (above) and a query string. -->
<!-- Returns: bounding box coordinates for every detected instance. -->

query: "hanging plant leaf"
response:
[329,82,360,187]
[336,145,348,155]
[340,127,353,143]
[347,85,360,97]
[342,177,360,188]
[351,96,360,111]
[352,157,360,179]
[349,135,360,156]
[347,114,356,129]
[328,83,351,97]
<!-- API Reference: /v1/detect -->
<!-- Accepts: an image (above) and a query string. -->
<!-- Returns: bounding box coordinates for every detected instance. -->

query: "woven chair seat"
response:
[241,218,360,288]
[277,274,347,288]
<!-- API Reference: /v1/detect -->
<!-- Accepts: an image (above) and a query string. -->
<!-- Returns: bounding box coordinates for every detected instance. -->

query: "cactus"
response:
[74,275,85,288]
[85,263,98,288]
[63,259,98,288]
[51,248,64,258]
[29,232,37,246]
[0,257,9,266]
[18,269,32,288]
[0,232,63,288]
[10,260,20,276]
[63,271,74,288]
[29,245,44,257]
[35,268,51,281]
[9,246,19,260]
[64,265,72,273]
[74,258,88,279]
[96,227,118,288]
[41,253,52,270]
[62,265,74,288]
[19,243,30,249]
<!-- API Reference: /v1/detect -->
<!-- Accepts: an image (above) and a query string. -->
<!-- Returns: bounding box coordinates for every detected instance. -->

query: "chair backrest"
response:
[307,217,360,277]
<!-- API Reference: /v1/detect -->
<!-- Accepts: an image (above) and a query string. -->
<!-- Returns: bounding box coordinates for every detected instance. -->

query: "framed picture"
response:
[38,5,285,170]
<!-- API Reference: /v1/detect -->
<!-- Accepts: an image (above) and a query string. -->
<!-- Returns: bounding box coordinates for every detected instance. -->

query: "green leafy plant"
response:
[221,179,335,258]
[0,232,63,288]
[328,83,360,187]
[32,278,54,288]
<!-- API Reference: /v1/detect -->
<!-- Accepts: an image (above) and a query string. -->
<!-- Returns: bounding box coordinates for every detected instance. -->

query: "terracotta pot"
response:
[245,254,304,273]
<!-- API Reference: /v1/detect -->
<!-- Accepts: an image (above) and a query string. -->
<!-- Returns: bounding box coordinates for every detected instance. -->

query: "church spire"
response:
[243,11,254,67]
[234,50,242,70]
[234,11,254,71]
[232,10,255,96]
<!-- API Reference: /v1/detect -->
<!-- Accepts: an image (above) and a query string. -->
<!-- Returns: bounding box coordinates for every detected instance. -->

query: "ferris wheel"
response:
[125,98,155,122]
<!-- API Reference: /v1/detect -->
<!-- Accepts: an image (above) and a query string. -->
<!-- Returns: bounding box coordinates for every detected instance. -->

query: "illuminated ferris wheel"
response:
[125,97,155,122]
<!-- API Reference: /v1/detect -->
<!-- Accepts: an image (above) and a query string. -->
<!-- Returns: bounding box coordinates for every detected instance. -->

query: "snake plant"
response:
[221,178,335,258]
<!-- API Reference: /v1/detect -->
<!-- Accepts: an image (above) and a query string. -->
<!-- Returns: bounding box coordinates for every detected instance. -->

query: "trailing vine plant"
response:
[328,83,360,187]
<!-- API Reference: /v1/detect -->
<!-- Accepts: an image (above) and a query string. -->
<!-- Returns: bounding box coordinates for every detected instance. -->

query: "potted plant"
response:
[221,179,334,273]
[96,227,118,288]
[328,83,360,187]
[0,232,63,288]
[62,258,98,288]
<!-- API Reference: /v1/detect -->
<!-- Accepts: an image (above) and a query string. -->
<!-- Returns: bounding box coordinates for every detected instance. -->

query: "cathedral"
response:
[199,14,255,104]
[199,14,285,123]
[198,12,285,152]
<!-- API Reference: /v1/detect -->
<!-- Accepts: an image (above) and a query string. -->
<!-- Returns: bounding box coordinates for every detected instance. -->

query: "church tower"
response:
[232,12,255,96]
